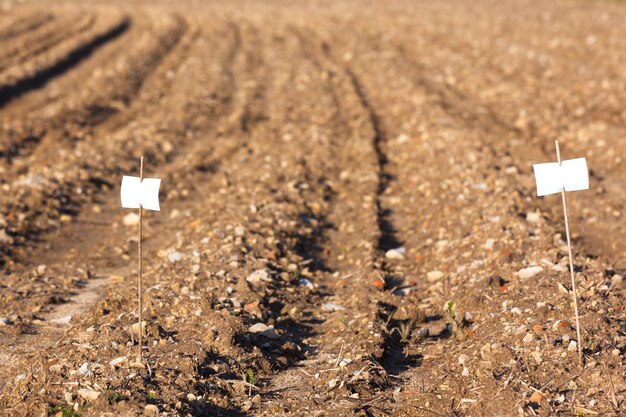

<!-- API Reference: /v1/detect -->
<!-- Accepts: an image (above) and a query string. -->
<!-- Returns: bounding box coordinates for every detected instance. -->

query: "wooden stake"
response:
[555,140,583,365]
[138,156,144,362]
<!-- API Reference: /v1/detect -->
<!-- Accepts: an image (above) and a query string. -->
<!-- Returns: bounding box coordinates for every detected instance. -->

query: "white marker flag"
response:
[532,158,588,197]
[121,175,161,211]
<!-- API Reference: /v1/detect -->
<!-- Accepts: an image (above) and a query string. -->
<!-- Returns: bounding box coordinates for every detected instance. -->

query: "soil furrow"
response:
[0,15,130,109]
[0,11,54,42]
[0,13,96,73]
[1,1,626,416]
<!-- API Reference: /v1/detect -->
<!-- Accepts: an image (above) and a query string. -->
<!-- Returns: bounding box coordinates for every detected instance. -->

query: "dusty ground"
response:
[0,0,626,415]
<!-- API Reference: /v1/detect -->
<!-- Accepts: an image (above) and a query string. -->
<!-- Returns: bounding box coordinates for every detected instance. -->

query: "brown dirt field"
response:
[1,0,626,415]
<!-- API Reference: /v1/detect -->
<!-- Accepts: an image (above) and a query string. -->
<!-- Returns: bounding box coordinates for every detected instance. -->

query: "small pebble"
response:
[123,213,140,226]
[427,270,445,282]
[322,303,346,312]
[249,323,279,339]
[110,356,128,368]
[385,247,406,260]
[77,389,100,401]
[167,251,183,263]
[246,269,271,284]
[526,212,542,223]
[518,266,543,279]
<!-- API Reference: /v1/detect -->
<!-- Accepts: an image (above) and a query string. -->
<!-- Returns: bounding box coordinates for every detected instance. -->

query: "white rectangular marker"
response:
[120,175,161,211]
[533,157,588,197]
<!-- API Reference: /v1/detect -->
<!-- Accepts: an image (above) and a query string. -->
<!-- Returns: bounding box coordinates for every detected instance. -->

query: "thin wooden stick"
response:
[555,140,583,365]
[138,156,144,362]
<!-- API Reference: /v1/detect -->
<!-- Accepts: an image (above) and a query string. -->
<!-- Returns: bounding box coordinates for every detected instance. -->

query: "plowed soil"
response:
[1,0,626,416]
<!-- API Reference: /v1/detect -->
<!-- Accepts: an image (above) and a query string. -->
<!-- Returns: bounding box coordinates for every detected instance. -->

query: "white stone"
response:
[249,323,279,339]
[523,333,534,343]
[123,212,140,226]
[427,271,445,282]
[167,251,183,263]
[78,389,100,401]
[246,269,271,284]
[0,229,13,244]
[78,362,92,376]
[322,303,346,312]
[526,212,542,223]
[110,356,128,368]
[50,315,72,326]
[517,266,543,279]
[385,247,405,260]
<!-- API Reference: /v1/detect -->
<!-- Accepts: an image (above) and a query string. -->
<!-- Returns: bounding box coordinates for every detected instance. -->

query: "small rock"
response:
[523,333,534,343]
[0,317,11,326]
[530,351,543,364]
[0,229,13,244]
[50,315,72,326]
[458,354,469,365]
[248,323,279,339]
[322,303,346,312]
[36,264,47,275]
[461,367,470,377]
[60,214,72,223]
[131,321,146,338]
[338,358,352,368]
[145,404,159,414]
[78,362,92,376]
[529,391,543,403]
[299,278,315,289]
[526,212,542,223]
[246,269,271,284]
[568,340,578,352]
[49,364,63,373]
[518,266,543,279]
[483,239,495,250]
[557,283,569,294]
[110,356,128,368]
[78,389,100,401]
[167,251,183,263]
[427,270,445,282]
[372,276,385,290]
[385,247,405,260]
[123,213,140,226]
